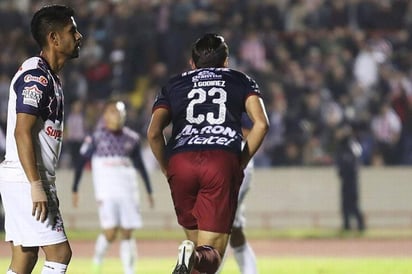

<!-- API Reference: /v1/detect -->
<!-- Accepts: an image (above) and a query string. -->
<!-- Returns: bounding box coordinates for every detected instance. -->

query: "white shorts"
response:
[0,180,67,247]
[232,163,253,228]
[97,196,142,229]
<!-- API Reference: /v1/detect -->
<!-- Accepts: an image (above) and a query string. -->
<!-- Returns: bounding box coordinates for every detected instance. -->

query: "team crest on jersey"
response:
[22,85,42,107]
[24,74,48,86]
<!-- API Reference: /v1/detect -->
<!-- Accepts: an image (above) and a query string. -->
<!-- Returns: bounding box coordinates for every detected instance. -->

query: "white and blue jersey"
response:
[72,126,152,200]
[0,56,64,183]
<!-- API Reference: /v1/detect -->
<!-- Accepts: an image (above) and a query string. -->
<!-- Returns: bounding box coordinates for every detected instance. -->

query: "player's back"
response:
[154,67,261,156]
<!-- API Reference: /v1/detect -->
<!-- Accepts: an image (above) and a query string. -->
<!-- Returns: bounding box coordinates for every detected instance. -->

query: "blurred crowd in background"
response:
[0,0,412,167]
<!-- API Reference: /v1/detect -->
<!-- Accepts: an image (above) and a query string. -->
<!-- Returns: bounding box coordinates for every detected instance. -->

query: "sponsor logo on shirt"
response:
[175,124,239,147]
[24,74,48,86]
[46,126,63,140]
[191,70,223,82]
[22,85,42,107]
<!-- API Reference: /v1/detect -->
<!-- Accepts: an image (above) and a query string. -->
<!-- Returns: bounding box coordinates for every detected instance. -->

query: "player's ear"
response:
[48,31,59,47]
[223,57,229,68]
[189,58,196,70]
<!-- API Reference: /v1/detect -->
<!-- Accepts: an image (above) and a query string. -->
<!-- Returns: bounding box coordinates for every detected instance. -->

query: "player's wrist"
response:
[30,180,47,202]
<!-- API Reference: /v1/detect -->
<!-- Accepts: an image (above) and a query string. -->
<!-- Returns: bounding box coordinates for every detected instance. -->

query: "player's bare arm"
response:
[15,112,48,222]
[147,108,171,175]
[241,95,269,169]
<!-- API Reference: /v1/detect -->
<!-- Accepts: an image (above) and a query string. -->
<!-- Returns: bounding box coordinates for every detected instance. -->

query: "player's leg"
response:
[93,198,120,271]
[93,228,117,268]
[8,244,39,274]
[230,227,258,274]
[341,187,351,230]
[195,150,243,273]
[195,150,244,273]
[174,229,225,274]
[168,152,202,273]
[183,228,198,245]
[118,193,142,274]
[1,181,70,273]
[350,196,365,232]
[119,228,136,274]
[169,150,242,274]
[40,183,72,273]
[195,230,228,273]
[41,241,72,273]
[1,182,38,273]
[228,163,258,274]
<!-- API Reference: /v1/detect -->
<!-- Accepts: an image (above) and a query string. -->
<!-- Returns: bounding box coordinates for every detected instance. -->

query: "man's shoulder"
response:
[12,57,50,85]
[122,127,140,141]
[20,57,48,74]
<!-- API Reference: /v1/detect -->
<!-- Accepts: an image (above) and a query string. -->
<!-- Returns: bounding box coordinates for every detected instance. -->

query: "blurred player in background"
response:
[0,125,5,233]
[72,99,154,274]
[0,5,82,273]
[147,33,269,274]
[0,126,5,161]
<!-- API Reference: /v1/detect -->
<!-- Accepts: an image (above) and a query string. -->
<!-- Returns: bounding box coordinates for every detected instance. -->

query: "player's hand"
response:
[160,166,167,176]
[30,180,48,222]
[148,194,155,209]
[72,192,79,208]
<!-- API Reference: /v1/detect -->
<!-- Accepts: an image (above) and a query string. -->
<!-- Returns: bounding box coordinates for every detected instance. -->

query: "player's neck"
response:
[39,50,65,73]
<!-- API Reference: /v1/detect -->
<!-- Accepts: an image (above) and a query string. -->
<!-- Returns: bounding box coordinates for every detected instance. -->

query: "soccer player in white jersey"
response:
[217,117,258,274]
[72,99,154,274]
[0,5,82,274]
[229,157,258,274]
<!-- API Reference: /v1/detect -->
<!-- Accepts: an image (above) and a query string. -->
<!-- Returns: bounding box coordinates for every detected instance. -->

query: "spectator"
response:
[370,100,402,165]
[0,0,411,167]
[335,124,365,232]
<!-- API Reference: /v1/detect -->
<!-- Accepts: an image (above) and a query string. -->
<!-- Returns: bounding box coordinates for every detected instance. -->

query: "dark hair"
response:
[191,33,229,68]
[31,5,75,49]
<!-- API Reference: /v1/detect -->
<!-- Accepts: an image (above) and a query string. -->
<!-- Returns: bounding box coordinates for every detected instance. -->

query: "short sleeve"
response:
[14,69,50,116]
[152,86,171,112]
[243,73,261,97]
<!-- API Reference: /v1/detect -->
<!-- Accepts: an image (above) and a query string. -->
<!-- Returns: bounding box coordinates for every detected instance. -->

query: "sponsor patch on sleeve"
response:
[22,85,43,108]
[23,74,48,86]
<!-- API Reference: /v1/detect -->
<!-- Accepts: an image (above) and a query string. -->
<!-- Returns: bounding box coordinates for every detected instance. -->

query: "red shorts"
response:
[167,150,244,234]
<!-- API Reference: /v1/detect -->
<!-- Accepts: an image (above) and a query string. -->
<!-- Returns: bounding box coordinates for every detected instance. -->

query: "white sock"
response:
[120,239,137,274]
[6,270,17,274]
[93,234,110,265]
[233,242,258,274]
[41,261,68,274]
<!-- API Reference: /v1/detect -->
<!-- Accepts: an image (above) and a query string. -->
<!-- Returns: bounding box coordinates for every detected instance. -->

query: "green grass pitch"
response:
[1,229,412,273]
[1,257,412,273]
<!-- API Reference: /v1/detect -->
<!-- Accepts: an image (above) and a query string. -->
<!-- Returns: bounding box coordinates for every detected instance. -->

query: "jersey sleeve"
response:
[243,73,261,98]
[13,69,50,116]
[131,140,153,194]
[152,86,171,112]
[72,135,95,192]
